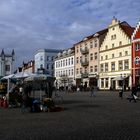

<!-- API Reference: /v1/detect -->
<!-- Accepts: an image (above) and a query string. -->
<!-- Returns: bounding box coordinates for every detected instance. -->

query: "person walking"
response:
[90,86,95,97]
[129,85,137,102]
[119,89,123,99]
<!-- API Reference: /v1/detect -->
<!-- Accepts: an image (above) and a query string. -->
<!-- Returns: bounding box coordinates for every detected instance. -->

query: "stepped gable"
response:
[120,21,135,38]
[132,21,140,40]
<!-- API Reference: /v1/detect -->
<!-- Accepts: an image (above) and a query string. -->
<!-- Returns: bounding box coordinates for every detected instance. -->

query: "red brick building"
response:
[132,21,140,86]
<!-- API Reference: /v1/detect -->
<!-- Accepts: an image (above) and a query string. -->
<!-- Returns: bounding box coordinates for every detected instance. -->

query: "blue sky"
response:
[0,0,139,68]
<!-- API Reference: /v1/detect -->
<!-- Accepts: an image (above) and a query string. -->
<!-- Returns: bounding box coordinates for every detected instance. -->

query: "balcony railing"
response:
[80,59,89,66]
[81,72,89,78]
[80,47,89,54]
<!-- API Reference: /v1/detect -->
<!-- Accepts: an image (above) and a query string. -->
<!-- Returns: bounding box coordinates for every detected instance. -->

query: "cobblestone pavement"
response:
[0,91,140,140]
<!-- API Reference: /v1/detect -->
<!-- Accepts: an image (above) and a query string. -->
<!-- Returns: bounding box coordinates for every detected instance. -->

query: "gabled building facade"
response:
[99,18,134,90]
[74,29,107,89]
[15,60,35,73]
[132,21,140,86]
[54,47,75,89]
[0,49,15,77]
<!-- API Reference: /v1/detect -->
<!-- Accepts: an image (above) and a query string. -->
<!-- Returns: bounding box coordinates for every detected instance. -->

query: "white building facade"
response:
[35,49,61,76]
[54,48,75,89]
[0,49,15,77]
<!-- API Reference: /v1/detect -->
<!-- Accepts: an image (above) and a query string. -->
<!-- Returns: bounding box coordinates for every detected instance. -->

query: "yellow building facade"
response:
[99,18,134,90]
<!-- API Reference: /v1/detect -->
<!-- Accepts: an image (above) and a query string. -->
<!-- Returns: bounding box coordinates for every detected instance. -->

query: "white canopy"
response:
[112,76,125,81]
[1,74,15,80]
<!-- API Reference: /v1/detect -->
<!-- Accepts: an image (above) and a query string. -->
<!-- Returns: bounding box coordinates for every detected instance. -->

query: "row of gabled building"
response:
[55,18,140,90]
[1,17,139,91]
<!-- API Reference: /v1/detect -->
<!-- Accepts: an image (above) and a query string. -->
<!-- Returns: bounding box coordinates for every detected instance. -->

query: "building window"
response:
[40,64,43,68]
[105,45,108,50]
[101,78,104,88]
[112,27,115,30]
[112,54,114,58]
[71,69,73,76]
[100,64,104,72]
[119,52,122,57]
[76,57,79,64]
[71,58,73,65]
[105,78,108,88]
[101,56,103,60]
[135,57,140,65]
[61,60,62,67]
[90,66,93,72]
[135,43,140,51]
[111,62,115,71]
[69,69,71,76]
[105,55,108,60]
[69,58,70,65]
[77,47,79,53]
[40,56,43,61]
[76,68,79,74]
[47,56,49,61]
[80,68,82,74]
[90,41,93,48]
[125,51,128,56]
[52,64,54,70]
[5,65,10,71]
[90,53,93,60]
[111,34,116,40]
[112,44,114,48]
[119,41,122,46]
[47,64,49,69]
[118,61,123,70]
[105,63,108,72]
[94,52,97,60]
[124,59,129,70]
[94,65,97,72]
[66,59,68,66]
[136,69,140,76]
[94,39,97,47]
[63,60,65,67]
[58,61,60,67]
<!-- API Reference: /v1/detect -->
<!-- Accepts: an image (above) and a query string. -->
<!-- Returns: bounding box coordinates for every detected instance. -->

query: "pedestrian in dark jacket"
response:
[129,86,137,102]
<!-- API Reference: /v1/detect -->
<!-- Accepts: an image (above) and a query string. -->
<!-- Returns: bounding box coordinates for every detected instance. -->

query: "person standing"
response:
[19,85,23,95]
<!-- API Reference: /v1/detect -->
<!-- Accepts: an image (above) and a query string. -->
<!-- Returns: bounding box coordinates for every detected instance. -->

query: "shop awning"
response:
[112,76,125,81]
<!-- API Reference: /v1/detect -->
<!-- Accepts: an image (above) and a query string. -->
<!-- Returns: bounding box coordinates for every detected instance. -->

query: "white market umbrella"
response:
[1,74,15,80]
[13,71,35,79]
[24,74,53,82]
